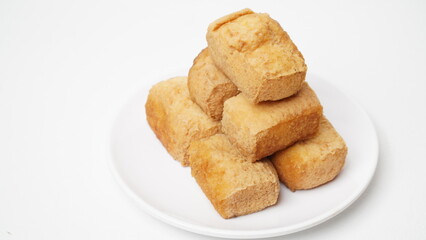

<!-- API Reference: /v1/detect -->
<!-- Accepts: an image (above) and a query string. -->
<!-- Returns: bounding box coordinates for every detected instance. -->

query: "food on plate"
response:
[145,9,347,219]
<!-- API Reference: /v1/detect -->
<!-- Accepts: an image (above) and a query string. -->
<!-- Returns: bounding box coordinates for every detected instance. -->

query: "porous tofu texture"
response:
[272,116,347,191]
[222,82,323,162]
[188,48,239,120]
[145,77,221,166]
[207,9,307,103]
[189,134,279,219]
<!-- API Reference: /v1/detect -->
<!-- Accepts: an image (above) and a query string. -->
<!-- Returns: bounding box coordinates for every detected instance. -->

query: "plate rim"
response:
[107,74,379,239]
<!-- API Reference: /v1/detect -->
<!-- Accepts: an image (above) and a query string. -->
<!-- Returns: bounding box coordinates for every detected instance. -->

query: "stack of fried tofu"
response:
[145,9,348,219]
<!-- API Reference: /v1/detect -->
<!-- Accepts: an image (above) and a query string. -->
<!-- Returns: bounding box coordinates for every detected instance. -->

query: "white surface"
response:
[0,0,425,239]
[110,75,378,238]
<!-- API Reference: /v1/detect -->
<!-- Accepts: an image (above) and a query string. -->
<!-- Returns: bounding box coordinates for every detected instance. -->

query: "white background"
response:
[1,0,425,239]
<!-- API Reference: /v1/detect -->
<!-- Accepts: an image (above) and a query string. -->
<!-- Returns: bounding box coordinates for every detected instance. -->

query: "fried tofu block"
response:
[189,134,279,219]
[188,48,239,120]
[222,82,322,162]
[206,9,307,103]
[271,116,347,191]
[145,77,221,166]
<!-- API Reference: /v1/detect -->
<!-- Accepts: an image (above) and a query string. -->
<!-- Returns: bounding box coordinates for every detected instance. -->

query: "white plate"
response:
[108,74,378,239]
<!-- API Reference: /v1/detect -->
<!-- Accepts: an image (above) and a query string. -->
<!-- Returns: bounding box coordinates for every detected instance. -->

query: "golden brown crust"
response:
[271,116,347,191]
[188,48,239,120]
[221,83,323,162]
[145,77,221,166]
[207,9,307,103]
[189,134,279,219]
